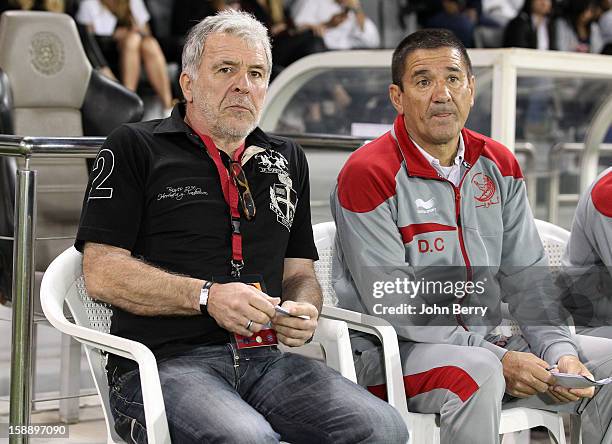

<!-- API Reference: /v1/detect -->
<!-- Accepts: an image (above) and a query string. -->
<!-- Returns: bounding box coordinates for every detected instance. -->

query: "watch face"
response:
[199,287,209,307]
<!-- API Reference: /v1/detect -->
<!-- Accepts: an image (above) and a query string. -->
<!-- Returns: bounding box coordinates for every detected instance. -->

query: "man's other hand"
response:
[206,283,279,336]
[272,300,318,347]
[502,351,555,398]
[326,12,349,28]
[548,355,595,403]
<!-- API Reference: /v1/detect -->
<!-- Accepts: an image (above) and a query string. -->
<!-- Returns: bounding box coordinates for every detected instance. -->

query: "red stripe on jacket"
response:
[592,170,612,217]
[399,223,457,244]
[337,132,403,213]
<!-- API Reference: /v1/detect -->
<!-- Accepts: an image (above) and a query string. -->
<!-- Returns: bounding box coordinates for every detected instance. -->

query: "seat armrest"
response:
[312,317,357,382]
[321,306,410,420]
[42,289,170,444]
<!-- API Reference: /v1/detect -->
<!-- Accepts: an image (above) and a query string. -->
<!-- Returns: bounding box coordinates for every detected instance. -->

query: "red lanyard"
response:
[195,130,246,277]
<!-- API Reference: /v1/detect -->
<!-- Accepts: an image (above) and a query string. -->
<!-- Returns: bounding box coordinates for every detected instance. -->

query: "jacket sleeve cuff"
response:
[482,340,509,360]
[543,342,579,365]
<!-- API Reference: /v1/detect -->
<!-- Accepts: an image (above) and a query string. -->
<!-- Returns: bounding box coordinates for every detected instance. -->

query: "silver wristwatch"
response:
[199,281,214,314]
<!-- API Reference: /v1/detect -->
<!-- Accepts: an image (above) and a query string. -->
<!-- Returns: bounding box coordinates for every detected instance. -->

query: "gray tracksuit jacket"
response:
[561,167,612,327]
[331,115,577,364]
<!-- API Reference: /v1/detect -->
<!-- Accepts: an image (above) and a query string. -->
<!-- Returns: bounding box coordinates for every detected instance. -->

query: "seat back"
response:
[534,218,570,270]
[40,246,122,443]
[497,219,571,337]
[0,11,91,136]
[313,221,339,307]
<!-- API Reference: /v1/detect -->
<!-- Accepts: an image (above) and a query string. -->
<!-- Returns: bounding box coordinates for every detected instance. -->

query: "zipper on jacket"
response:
[452,185,471,332]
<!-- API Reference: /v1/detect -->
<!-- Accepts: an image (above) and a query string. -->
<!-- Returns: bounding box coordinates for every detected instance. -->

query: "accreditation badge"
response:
[212,275,279,349]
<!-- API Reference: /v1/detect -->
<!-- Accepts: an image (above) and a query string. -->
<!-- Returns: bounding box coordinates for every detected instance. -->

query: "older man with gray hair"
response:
[75,9,408,444]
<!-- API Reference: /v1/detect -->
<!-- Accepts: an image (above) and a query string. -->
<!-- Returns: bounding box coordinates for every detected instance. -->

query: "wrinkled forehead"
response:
[404,47,468,77]
[202,32,269,70]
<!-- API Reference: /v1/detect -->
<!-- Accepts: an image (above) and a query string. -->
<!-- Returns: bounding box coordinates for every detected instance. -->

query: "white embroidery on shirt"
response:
[256,151,289,175]
[270,183,297,231]
[157,185,208,201]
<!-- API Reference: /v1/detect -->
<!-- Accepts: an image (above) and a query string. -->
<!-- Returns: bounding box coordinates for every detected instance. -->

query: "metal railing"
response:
[1,136,103,444]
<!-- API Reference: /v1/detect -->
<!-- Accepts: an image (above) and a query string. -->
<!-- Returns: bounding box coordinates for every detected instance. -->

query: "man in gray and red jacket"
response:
[562,167,612,339]
[331,28,612,444]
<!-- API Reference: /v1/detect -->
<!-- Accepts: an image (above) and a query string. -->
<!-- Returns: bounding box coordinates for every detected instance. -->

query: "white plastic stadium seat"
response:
[40,246,356,444]
[314,221,573,444]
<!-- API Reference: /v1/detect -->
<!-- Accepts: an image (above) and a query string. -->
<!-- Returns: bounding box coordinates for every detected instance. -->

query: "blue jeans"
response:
[109,344,408,443]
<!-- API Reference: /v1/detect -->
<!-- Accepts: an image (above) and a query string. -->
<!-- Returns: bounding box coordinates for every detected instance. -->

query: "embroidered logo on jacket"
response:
[415,198,436,214]
[471,173,499,208]
[270,183,297,230]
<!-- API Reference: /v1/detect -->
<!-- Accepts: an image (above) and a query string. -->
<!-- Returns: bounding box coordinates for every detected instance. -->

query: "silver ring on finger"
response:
[245,319,253,331]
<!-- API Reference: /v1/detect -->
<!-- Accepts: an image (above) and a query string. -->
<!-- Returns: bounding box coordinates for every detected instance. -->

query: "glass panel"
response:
[272,67,493,138]
[515,77,612,227]
[466,67,492,137]
[516,77,612,144]
[306,149,352,224]
[273,68,394,137]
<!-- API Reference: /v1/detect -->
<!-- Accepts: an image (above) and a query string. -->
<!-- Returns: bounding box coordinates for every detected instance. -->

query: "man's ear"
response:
[180,72,193,102]
[389,83,404,115]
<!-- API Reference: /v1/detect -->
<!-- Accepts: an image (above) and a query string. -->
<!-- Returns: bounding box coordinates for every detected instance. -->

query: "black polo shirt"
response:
[76,105,318,375]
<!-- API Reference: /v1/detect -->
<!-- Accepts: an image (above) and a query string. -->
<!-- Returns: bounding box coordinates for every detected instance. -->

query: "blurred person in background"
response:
[481,0,524,27]
[77,0,174,113]
[503,0,557,49]
[561,167,612,339]
[599,0,612,53]
[555,0,603,53]
[504,0,559,143]
[168,0,227,65]
[0,0,70,13]
[231,0,326,75]
[425,0,477,47]
[290,0,380,50]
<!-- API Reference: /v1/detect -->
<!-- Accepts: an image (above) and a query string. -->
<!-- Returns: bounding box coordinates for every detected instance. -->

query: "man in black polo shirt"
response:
[76,9,408,444]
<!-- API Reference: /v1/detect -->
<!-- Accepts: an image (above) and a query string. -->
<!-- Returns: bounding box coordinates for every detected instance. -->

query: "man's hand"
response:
[502,351,556,398]
[272,300,318,347]
[325,12,349,28]
[548,355,595,403]
[344,0,361,10]
[112,27,130,42]
[206,283,279,336]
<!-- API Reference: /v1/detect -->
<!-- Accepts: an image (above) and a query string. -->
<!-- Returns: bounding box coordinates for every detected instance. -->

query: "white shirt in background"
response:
[532,16,550,50]
[600,10,612,47]
[76,0,150,36]
[482,0,524,27]
[291,0,380,50]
